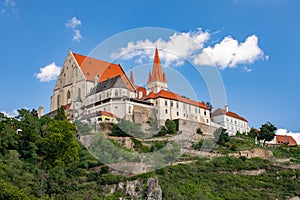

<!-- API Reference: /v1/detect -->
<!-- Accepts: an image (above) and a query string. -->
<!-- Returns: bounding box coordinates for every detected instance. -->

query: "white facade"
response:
[50,51,93,114]
[211,107,249,136]
[146,98,210,125]
[49,49,213,128]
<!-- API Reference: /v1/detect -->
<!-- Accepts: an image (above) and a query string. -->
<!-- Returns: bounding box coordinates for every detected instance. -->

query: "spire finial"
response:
[130,68,135,86]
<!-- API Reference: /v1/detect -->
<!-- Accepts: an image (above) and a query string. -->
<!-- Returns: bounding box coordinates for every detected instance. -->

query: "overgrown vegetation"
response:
[0,110,299,199]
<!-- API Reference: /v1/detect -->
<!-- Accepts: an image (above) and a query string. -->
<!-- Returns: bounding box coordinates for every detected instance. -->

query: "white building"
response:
[211,106,249,136]
[136,48,211,126]
[49,48,211,127]
[50,50,136,119]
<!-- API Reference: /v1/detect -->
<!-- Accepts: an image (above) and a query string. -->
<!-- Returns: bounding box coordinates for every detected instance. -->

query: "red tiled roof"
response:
[99,111,117,118]
[141,89,209,109]
[276,135,297,146]
[212,108,248,122]
[72,52,135,91]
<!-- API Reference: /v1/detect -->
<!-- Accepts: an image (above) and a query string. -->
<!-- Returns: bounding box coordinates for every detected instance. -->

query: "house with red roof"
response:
[265,134,298,146]
[211,106,250,136]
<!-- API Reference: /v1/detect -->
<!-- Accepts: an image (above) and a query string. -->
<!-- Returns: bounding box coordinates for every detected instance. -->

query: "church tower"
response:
[147,48,167,93]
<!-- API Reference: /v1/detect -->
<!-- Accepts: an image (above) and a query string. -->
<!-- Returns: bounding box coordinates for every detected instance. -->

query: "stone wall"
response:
[178,119,217,137]
[133,105,156,124]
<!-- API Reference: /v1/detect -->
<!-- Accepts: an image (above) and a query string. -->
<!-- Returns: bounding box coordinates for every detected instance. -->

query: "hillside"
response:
[1,110,300,199]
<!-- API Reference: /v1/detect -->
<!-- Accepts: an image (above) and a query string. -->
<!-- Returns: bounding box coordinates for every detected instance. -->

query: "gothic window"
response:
[165,100,168,106]
[57,95,60,107]
[165,109,168,114]
[177,111,179,116]
[67,91,71,99]
[78,88,81,99]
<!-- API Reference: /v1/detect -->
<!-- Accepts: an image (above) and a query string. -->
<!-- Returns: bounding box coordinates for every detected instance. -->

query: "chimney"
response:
[225,105,229,112]
[38,106,44,118]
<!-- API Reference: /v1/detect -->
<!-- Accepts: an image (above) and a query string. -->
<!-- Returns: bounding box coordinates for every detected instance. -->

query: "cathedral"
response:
[50,48,212,127]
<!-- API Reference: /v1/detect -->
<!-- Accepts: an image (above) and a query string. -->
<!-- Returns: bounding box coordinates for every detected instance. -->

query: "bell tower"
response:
[147,48,167,93]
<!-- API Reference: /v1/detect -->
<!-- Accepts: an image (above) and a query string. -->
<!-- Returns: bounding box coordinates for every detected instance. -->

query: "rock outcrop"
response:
[104,177,162,200]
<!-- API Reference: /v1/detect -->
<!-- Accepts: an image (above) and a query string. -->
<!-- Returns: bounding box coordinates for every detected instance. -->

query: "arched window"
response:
[67,90,71,99]
[57,95,60,107]
[78,88,81,99]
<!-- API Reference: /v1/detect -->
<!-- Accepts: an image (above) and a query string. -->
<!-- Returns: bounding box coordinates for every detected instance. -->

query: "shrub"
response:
[196,128,203,135]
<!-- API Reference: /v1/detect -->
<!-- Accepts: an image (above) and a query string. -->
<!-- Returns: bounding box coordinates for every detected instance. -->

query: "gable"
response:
[72,52,135,91]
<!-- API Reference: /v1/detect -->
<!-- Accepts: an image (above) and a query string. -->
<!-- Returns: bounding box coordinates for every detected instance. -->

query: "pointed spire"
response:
[130,69,135,85]
[150,48,166,83]
[147,71,152,84]
[163,72,167,83]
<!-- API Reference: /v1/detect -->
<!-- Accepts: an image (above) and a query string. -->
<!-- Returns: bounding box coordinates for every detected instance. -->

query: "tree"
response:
[41,120,79,169]
[214,128,230,146]
[196,128,203,135]
[248,128,259,138]
[258,122,277,144]
[74,120,91,137]
[16,109,41,161]
[165,119,177,135]
[54,107,67,121]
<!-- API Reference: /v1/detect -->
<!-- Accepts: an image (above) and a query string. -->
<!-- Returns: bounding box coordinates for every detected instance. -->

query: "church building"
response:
[50,48,211,126]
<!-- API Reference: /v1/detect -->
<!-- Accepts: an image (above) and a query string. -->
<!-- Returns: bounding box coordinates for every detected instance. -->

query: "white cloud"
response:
[34,62,61,82]
[66,16,81,29]
[0,0,18,17]
[112,28,266,70]
[194,35,266,69]
[1,109,18,118]
[111,28,210,66]
[72,29,82,42]
[65,16,82,43]
[243,66,252,73]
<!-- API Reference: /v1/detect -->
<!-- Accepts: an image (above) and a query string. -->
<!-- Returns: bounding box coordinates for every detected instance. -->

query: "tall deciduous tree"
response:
[41,120,79,169]
[16,109,41,161]
[258,122,277,144]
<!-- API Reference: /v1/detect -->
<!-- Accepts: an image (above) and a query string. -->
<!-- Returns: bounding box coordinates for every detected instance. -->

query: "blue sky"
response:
[0,0,299,132]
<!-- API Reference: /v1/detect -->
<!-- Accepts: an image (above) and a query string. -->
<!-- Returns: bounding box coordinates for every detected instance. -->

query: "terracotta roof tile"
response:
[72,52,135,91]
[99,111,117,118]
[212,108,248,122]
[276,135,297,146]
[141,89,209,109]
